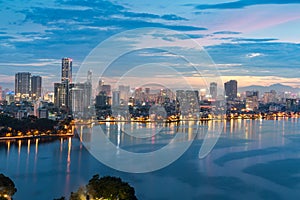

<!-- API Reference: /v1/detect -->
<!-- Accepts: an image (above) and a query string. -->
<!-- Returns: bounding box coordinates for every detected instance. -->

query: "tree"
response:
[0,173,17,198]
[69,186,86,200]
[70,175,137,200]
[86,175,137,200]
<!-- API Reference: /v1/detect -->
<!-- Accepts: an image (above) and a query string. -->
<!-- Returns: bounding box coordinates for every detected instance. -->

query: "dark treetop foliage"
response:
[0,173,17,197]
[69,174,137,200]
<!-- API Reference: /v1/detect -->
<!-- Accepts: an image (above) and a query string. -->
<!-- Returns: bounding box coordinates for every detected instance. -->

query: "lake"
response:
[1,118,300,199]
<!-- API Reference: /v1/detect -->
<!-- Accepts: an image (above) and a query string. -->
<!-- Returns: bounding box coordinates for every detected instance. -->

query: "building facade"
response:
[61,57,72,83]
[224,80,237,101]
[15,72,31,100]
[210,82,217,99]
[54,82,69,110]
[31,76,42,100]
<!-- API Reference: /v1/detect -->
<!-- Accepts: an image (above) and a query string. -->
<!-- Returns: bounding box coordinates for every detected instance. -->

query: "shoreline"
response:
[94,116,298,123]
[0,133,74,141]
[1,116,298,141]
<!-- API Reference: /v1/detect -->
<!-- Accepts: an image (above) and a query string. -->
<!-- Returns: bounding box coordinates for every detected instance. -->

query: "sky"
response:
[1,0,300,92]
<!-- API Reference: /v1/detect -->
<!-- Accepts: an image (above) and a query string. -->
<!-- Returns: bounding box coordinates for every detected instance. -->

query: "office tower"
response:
[112,91,120,106]
[96,91,108,107]
[61,57,72,83]
[86,70,93,105]
[97,79,104,94]
[70,87,84,114]
[54,58,73,111]
[263,90,277,104]
[69,82,92,114]
[100,85,111,96]
[245,91,259,111]
[176,90,199,117]
[54,82,69,109]
[224,80,237,101]
[87,70,92,84]
[210,82,217,99]
[134,87,143,102]
[118,85,130,102]
[15,72,31,100]
[200,89,206,101]
[31,76,42,100]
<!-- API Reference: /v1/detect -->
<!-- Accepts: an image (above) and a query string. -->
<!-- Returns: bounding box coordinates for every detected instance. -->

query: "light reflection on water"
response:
[0,119,300,199]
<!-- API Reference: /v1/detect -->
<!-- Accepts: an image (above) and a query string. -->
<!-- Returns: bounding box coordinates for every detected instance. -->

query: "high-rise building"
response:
[61,57,72,83]
[69,82,92,114]
[263,90,277,104]
[245,91,259,111]
[176,90,199,117]
[86,70,93,105]
[118,85,130,102]
[70,87,84,115]
[96,91,108,107]
[87,70,92,84]
[54,58,73,111]
[15,72,31,100]
[210,82,217,99]
[200,89,206,101]
[0,86,2,101]
[112,91,120,106]
[98,79,104,94]
[31,76,42,100]
[224,80,237,101]
[100,85,111,96]
[54,82,69,109]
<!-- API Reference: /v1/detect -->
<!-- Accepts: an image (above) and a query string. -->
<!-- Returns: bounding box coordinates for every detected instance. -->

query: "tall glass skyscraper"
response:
[210,82,218,99]
[31,76,42,100]
[15,72,31,100]
[61,57,72,83]
[224,80,237,101]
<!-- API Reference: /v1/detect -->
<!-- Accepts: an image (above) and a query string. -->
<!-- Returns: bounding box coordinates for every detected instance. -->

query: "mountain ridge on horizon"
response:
[239,83,300,93]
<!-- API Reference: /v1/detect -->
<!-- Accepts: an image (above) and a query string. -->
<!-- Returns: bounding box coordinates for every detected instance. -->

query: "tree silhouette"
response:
[0,173,17,198]
[70,175,137,200]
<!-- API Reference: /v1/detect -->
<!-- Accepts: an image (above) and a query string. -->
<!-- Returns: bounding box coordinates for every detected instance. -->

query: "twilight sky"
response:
[1,0,300,91]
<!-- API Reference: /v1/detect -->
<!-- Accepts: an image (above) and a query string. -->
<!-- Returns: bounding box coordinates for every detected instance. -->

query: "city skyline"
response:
[2,68,300,97]
[0,0,300,90]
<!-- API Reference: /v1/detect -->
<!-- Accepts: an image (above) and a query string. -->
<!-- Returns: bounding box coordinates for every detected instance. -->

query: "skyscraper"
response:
[0,86,2,101]
[54,82,69,109]
[61,57,72,83]
[224,80,237,101]
[100,85,111,96]
[69,82,92,114]
[245,91,259,111]
[31,76,42,100]
[118,85,130,103]
[210,82,217,99]
[54,58,73,111]
[87,70,92,84]
[15,72,31,100]
[112,91,120,106]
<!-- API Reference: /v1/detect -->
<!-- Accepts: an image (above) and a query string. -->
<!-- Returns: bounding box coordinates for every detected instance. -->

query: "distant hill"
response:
[239,83,300,94]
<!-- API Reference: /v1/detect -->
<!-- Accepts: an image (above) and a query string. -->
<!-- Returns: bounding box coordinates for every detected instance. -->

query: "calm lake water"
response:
[1,118,300,199]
